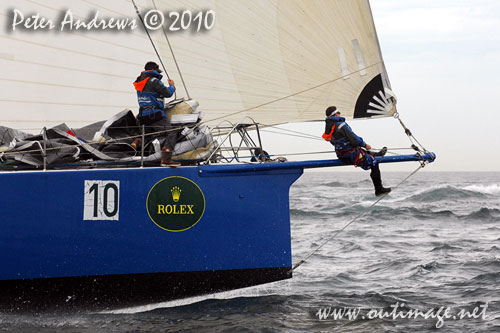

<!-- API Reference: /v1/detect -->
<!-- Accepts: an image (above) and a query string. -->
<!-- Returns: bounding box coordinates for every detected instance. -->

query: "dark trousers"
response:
[370,163,383,189]
[138,113,178,149]
[337,148,383,189]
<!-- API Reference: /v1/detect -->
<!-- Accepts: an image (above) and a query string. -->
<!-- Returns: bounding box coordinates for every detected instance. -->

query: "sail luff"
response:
[366,0,393,92]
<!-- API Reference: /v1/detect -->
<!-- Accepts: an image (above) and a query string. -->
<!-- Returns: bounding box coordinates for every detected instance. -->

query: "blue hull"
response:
[0,153,435,312]
[0,164,301,312]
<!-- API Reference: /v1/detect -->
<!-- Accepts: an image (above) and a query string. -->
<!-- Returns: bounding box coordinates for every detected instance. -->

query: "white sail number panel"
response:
[83,180,120,221]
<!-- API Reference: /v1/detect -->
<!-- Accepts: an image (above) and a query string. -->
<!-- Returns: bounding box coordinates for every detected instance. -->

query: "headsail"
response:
[159,0,397,125]
[0,0,395,131]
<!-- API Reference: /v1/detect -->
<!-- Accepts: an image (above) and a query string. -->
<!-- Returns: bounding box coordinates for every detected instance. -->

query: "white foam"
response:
[463,184,500,195]
[101,280,292,314]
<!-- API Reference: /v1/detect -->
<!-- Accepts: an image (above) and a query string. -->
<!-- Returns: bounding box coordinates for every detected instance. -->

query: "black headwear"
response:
[325,106,338,117]
[144,61,162,73]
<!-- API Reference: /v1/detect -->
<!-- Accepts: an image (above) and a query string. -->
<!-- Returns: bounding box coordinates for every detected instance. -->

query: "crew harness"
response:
[322,122,371,168]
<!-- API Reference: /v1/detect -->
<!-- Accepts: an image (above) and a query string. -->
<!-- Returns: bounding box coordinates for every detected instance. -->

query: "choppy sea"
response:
[1,172,499,332]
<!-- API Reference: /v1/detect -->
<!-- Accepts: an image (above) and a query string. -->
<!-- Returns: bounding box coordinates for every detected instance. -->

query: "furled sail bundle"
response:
[1,0,395,133]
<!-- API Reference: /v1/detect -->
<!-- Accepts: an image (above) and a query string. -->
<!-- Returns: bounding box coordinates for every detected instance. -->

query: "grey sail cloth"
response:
[0,110,213,167]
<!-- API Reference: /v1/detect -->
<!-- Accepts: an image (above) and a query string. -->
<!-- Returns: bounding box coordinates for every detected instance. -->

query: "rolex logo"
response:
[148,176,205,232]
[171,186,181,202]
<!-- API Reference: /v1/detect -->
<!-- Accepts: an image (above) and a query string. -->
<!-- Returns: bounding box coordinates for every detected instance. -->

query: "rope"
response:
[1,125,183,157]
[215,151,334,161]
[289,162,427,274]
[130,0,176,99]
[151,0,191,100]
[4,59,384,157]
[374,147,415,151]
[393,112,428,153]
[0,59,419,165]
[259,125,324,141]
[197,62,383,126]
[260,129,323,141]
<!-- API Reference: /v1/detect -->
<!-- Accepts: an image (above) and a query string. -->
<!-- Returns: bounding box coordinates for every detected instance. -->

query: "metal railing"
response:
[205,118,264,165]
[1,117,271,171]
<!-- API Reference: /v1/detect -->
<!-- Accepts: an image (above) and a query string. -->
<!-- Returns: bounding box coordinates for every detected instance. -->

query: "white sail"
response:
[0,0,395,131]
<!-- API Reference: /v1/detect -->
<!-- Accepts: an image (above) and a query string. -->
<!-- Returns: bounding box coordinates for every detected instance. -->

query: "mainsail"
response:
[1,0,395,132]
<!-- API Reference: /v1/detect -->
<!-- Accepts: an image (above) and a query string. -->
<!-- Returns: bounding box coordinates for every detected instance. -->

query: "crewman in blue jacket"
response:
[323,106,391,196]
[132,61,180,167]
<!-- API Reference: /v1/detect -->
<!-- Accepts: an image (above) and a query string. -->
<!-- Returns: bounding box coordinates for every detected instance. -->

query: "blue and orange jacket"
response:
[133,70,175,118]
[323,116,366,153]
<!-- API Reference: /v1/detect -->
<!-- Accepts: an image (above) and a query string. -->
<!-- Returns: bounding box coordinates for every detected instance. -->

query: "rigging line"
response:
[393,112,428,153]
[289,162,427,274]
[1,125,184,157]
[384,151,408,157]
[28,0,153,56]
[26,0,170,51]
[259,125,323,141]
[215,150,333,159]
[3,122,414,160]
[197,62,383,126]
[294,78,334,119]
[373,147,415,151]
[151,0,191,100]
[5,119,227,157]
[4,112,211,157]
[130,0,177,99]
[369,147,418,156]
[214,151,334,161]
[259,129,323,141]
[265,151,333,158]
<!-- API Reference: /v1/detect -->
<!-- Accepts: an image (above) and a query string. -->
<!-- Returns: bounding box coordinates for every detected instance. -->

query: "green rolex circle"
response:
[147,176,205,232]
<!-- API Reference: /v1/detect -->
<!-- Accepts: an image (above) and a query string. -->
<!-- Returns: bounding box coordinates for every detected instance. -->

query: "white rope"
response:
[131,0,176,100]
[289,162,427,274]
[151,0,191,100]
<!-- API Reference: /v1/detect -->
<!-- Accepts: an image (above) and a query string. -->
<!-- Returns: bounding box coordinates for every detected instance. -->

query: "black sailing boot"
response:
[161,147,181,167]
[375,185,392,197]
[370,165,391,196]
[372,146,387,157]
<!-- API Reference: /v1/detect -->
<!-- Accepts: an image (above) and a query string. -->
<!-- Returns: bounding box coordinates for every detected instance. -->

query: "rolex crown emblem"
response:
[171,186,181,202]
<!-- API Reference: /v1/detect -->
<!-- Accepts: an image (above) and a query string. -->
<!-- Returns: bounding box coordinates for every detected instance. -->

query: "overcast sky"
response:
[264,0,500,172]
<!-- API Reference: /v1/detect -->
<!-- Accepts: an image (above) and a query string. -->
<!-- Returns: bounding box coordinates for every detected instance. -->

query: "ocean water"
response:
[1,171,499,332]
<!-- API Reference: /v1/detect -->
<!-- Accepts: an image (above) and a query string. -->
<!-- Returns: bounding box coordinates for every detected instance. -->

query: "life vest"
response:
[133,77,150,92]
[322,124,335,141]
[323,118,346,142]
[333,136,352,152]
[325,122,352,152]
[133,71,166,113]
